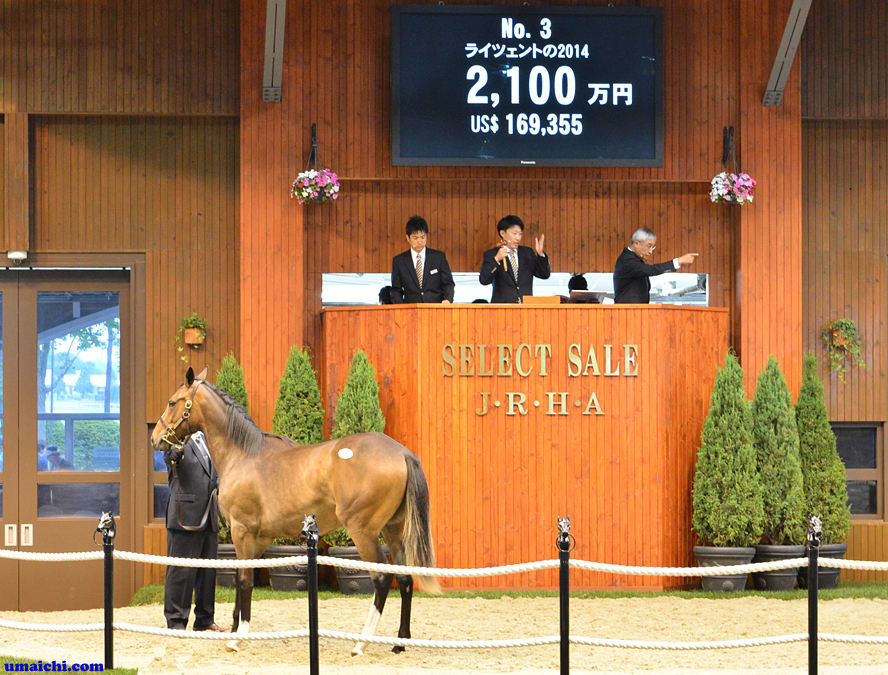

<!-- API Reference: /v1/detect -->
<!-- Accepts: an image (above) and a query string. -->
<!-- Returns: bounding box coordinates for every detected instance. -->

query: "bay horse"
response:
[150,367,439,655]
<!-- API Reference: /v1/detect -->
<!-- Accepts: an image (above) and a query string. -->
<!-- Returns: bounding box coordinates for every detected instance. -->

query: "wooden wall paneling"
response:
[802,121,888,423]
[735,0,803,396]
[2,113,29,252]
[30,116,239,417]
[0,0,238,115]
[802,0,888,119]
[0,117,4,243]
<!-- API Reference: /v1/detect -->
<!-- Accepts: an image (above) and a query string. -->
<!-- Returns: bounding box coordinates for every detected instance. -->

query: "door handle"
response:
[3,524,16,546]
[20,524,33,547]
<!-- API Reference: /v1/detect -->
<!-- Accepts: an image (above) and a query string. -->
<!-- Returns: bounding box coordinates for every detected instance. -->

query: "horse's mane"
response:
[201,381,280,456]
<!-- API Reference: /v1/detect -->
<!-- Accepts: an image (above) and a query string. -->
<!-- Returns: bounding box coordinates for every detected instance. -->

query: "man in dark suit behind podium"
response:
[163,430,224,632]
[613,228,699,303]
[390,216,455,304]
[479,215,551,303]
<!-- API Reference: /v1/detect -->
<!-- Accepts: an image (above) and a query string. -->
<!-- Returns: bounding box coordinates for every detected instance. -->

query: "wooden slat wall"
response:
[0,117,5,243]
[323,305,729,589]
[802,121,887,421]
[0,0,238,115]
[802,0,888,120]
[734,0,803,395]
[239,0,307,432]
[801,1,888,567]
[1,113,28,251]
[142,524,168,586]
[846,522,888,582]
[29,116,241,416]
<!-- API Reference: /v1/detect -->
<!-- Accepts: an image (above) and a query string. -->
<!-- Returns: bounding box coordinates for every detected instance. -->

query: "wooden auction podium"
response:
[322,305,729,589]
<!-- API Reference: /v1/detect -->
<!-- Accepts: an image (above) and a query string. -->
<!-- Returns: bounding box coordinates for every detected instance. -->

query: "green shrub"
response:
[752,357,807,545]
[215,352,249,413]
[692,352,764,547]
[330,350,385,439]
[796,353,851,544]
[325,350,386,547]
[271,346,324,445]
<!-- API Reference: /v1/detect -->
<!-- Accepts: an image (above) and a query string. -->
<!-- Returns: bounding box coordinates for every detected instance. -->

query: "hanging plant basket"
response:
[175,312,209,363]
[820,318,865,382]
[183,328,206,347]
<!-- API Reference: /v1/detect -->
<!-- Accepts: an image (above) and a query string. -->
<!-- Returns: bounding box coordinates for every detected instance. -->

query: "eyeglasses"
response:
[647,244,657,252]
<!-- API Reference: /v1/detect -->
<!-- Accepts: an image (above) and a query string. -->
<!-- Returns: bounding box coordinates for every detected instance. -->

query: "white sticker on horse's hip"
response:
[338,447,354,460]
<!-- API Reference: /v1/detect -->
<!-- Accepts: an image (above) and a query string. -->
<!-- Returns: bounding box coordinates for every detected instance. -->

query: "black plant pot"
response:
[216,543,237,588]
[693,546,756,592]
[798,542,848,589]
[328,546,388,594]
[752,544,806,591]
[265,545,309,592]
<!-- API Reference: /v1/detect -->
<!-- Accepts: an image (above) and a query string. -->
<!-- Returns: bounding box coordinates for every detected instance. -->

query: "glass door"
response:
[0,271,132,610]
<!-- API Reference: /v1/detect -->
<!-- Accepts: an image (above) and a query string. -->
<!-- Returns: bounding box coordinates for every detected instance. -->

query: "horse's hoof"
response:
[392,645,405,654]
[225,640,240,652]
[350,646,365,657]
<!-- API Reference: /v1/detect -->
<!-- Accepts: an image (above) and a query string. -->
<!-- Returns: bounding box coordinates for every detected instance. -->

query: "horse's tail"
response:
[402,453,441,593]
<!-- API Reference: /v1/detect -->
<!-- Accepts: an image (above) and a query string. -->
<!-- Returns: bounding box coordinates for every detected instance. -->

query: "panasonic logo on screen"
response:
[520,160,537,165]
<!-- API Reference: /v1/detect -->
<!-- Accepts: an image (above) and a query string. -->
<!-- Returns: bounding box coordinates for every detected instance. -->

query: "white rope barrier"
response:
[0,550,103,562]
[113,550,310,569]
[0,617,103,633]
[10,616,883,651]
[2,546,887,575]
[569,558,812,576]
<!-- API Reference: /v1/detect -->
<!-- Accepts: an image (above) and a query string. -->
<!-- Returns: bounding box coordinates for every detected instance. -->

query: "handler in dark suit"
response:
[479,215,551,303]
[613,228,699,303]
[163,431,224,632]
[390,216,455,304]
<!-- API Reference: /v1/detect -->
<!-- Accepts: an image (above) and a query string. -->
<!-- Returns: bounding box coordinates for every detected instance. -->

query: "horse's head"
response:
[150,366,209,451]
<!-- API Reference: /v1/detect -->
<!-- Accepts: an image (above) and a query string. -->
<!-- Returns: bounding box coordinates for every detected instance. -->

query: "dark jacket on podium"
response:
[612,248,677,304]
[391,248,455,303]
[479,246,551,303]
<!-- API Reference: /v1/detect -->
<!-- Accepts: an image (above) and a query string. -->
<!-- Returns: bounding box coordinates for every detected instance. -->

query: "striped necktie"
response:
[415,253,423,288]
[509,249,519,282]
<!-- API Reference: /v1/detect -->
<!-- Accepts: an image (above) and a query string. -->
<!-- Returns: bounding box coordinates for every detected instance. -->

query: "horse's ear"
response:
[186,367,195,386]
[196,366,209,381]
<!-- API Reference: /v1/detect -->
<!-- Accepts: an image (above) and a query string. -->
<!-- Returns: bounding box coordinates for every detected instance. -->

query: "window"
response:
[832,423,882,518]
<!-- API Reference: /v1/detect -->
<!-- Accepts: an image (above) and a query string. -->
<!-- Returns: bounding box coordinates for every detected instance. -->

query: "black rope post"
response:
[557,517,572,675]
[96,511,116,670]
[302,514,320,675]
[807,514,822,675]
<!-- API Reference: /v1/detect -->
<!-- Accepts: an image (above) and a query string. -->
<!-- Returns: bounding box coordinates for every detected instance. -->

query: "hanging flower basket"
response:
[820,318,865,382]
[290,168,340,205]
[710,172,756,205]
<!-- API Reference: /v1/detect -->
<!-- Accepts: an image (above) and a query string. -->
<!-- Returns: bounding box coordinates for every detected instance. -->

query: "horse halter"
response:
[158,380,205,450]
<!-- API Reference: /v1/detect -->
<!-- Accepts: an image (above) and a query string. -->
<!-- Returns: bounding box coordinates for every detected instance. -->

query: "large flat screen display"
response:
[392,5,663,167]
[392,5,663,166]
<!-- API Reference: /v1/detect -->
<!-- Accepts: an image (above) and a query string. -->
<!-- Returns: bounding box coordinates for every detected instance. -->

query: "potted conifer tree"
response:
[692,352,765,591]
[796,353,851,588]
[326,349,387,594]
[751,357,808,590]
[266,346,325,591]
[214,353,250,587]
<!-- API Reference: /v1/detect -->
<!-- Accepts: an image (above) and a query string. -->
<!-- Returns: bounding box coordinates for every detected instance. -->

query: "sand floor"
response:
[1,595,888,674]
